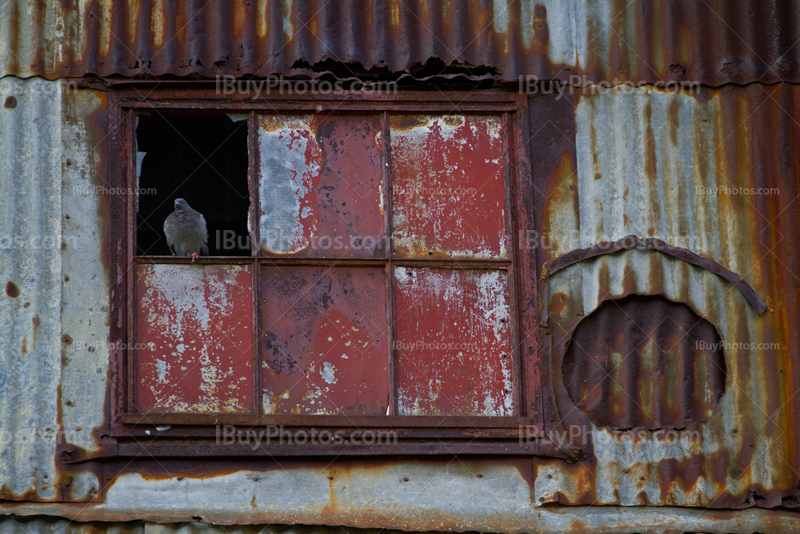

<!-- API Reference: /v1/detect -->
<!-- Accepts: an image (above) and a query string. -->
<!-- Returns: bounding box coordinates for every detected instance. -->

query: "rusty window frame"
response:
[107,88,556,457]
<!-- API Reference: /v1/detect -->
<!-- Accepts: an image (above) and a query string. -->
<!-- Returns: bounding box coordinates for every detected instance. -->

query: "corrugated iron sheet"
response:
[1,0,800,86]
[4,512,800,534]
[562,294,727,430]
[0,77,63,501]
[530,82,800,507]
[0,76,111,502]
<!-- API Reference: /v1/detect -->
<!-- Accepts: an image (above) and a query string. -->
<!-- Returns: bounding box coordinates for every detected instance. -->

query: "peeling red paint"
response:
[391,114,508,259]
[134,263,254,413]
[394,267,515,416]
[258,114,387,257]
[260,266,389,415]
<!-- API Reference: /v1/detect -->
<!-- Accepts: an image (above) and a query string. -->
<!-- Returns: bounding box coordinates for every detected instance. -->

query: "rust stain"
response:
[31,315,39,350]
[5,280,20,297]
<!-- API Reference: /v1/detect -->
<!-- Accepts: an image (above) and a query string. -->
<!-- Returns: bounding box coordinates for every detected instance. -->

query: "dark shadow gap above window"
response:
[135,112,250,256]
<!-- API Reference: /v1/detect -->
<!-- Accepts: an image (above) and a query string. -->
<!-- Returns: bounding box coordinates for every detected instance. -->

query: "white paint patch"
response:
[156,359,169,383]
[475,270,511,344]
[258,115,321,254]
[321,361,337,384]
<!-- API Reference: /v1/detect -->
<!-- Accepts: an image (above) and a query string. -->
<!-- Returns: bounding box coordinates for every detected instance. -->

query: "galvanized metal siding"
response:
[0,77,110,502]
[60,83,110,502]
[1,0,799,86]
[0,77,62,500]
[535,84,800,507]
[0,519,141,534]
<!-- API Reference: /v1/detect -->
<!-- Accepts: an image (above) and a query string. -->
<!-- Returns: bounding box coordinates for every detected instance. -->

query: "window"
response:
[109,90,543,455]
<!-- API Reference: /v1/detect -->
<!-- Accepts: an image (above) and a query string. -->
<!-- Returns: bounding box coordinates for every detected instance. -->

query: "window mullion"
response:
[383,110,397,417]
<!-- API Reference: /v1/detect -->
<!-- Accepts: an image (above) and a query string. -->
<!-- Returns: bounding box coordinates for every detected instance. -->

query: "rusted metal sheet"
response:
[133,263,254,413]
[548,235,769,314]
[3,1,800,87]
[562,294,726,430]
[0,518,143,534]
[394,267,514,416]
[7,471,800,532]
[260,266,389,415]
[391,114,508,259]
[529,82,800,507]
[258,114,387,257]
[61,86,111,459]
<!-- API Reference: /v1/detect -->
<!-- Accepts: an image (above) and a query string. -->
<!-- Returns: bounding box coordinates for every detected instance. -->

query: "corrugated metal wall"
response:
[0,77,63,500]
[0,0,799,86]
[3,514,800,534]
[1,1,800,532]
[532,83,800,507]
[0,76,110,502]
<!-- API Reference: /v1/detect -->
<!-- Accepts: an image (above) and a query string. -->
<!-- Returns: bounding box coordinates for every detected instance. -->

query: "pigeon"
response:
[164,198,209,261]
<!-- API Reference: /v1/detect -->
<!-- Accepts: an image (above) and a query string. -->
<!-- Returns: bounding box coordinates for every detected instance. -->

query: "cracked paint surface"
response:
[134,264,254,413]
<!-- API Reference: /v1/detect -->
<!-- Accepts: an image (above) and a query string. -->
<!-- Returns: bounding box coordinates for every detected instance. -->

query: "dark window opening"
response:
[135,113,250,256]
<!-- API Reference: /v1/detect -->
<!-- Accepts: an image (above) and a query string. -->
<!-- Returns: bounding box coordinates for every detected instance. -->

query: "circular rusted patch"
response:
[563,295,726,430]
[4,96,17,109]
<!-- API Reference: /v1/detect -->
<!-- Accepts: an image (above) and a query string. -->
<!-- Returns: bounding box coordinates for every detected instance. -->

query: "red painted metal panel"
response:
[391,114,508,259]
[260,265,389,415]
[257,114,387,258]
[394,267,515,416]
[133,263,254,413]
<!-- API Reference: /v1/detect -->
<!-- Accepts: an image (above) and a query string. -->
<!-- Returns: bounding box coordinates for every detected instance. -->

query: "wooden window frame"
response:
[107,87,549,456]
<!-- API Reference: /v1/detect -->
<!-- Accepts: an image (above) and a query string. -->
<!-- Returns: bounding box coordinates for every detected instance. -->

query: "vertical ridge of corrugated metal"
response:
[0,77,62,500]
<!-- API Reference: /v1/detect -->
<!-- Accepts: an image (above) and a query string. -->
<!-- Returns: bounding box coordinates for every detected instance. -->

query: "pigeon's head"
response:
[173,198,189,211]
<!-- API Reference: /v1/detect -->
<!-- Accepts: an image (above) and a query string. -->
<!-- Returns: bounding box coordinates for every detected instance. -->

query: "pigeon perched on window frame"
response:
[164,198,209,261]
